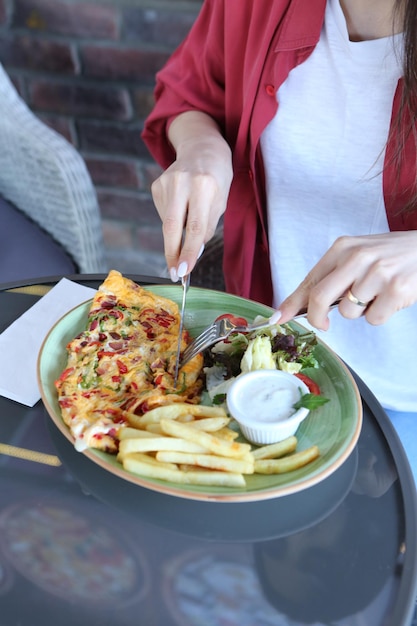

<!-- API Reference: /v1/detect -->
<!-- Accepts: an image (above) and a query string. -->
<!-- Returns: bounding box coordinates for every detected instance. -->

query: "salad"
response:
[202,314,328,411]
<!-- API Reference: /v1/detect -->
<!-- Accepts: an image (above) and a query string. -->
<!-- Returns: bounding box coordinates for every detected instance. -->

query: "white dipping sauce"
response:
[226,370,310,445]
[236,379,298,423]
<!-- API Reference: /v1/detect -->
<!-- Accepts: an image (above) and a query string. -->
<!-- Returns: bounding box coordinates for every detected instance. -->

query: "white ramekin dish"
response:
[226,369,310,445]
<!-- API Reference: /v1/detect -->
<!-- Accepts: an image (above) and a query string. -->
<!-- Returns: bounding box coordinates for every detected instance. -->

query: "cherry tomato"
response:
[216,313,248,326]
[294,373,321,395]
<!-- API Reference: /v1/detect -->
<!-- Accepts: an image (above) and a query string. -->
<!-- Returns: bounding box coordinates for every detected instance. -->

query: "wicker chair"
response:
[0,64,106,274]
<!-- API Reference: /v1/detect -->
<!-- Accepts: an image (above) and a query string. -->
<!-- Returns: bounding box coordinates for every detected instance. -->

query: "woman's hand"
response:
[151,111,233,281]
[275,231,417,329]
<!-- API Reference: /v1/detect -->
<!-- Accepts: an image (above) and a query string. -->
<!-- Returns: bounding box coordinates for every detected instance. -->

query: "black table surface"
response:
[0,275,416,626]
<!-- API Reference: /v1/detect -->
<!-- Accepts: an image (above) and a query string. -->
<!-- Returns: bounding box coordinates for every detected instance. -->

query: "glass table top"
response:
[0,279,415,626]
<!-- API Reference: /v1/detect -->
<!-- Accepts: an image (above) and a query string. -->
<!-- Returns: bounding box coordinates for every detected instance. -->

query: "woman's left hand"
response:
[275,231,417,330]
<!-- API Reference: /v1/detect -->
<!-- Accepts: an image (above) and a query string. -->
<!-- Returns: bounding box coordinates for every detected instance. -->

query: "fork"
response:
[180,299,342,367]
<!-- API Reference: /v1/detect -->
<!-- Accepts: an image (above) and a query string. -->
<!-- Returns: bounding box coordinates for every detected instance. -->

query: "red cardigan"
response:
[142,0,417,306]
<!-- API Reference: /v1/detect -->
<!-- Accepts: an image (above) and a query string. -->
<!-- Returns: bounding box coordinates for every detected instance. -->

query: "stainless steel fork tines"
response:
[180,316,274,367]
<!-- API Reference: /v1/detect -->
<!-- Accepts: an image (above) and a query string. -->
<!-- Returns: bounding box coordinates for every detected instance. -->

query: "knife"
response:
[173,273,190,388]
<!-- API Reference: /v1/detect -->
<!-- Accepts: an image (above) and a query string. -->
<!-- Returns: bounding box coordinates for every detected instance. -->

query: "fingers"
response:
[346,274,415,325]
[278,291,333,331]
[151,171,190,276]
[338,286,374,321]
[277,247,347,329]
[177,178,218,278]
[276,232,417,329]
[152,168,227,282]
[322,233,417,324]
[150,116,233,281]
[338,263,399,325]
[276,236,377,329]
[275,284,314,328]
[277,284,369,331]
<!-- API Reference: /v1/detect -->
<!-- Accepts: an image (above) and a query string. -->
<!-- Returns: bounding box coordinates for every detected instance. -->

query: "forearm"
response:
[168,110,232,163]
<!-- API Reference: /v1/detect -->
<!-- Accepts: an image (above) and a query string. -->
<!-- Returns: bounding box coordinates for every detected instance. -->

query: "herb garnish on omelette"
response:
[55,271,203,453]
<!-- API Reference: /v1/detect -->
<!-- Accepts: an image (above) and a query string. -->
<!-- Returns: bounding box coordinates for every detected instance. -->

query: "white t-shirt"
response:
[261,0,417,411]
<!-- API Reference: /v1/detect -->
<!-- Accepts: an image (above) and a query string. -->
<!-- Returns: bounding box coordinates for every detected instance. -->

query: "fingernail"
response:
[177,261,188,278]
[197,244,205,259]
[268,310,282,325]
[169,267,179,283]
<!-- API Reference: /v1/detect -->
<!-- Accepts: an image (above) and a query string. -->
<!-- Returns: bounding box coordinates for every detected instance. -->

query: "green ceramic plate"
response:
[38,285,362,502]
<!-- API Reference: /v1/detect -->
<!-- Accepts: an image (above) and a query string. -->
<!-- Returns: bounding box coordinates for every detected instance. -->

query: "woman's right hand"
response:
[150,111,233,281]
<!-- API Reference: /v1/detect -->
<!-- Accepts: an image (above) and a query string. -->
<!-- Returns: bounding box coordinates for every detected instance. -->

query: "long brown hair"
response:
[393,0,417,212]
[397,0,417,94]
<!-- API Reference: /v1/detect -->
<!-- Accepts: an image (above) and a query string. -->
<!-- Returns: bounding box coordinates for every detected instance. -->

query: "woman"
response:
[142,0,417,480]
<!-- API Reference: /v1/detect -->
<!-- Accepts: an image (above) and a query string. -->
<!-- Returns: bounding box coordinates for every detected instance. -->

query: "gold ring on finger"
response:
[347,289,369,308]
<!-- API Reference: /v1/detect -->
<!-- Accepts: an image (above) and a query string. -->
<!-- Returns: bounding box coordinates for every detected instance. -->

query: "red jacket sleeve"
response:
[141,0,227,169]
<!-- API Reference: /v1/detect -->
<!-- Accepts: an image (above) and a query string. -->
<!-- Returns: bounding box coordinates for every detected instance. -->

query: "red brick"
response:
[104,248,166,278]
[78,120,149,157]
[0,0,7,24]
[29,80,132,121]
[98,189,160,225]
[5,71,25,96]
[85,157,140,189]
[123,6,199,48]
[0,35,77,73]
[13,0,119,40]
[37,113,76,144]
[81,45,170,83]
[134,225,164,252]
[102,220,133,249]
[134,88,156,120]
[142,162,164,192]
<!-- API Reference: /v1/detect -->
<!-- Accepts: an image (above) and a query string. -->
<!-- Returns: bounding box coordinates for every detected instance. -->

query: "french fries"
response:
[118,427,161,440]
[215,426,239,441]
[156,451,255,474]
[252,436,298,460]
[185,416,231,431]
[118,436,207,456]
[124,451,178,471]
[254,445,320,474]
[132,403,228,427]
[160,419,251,459]
[123,453,246,487]
[117,402,320,488]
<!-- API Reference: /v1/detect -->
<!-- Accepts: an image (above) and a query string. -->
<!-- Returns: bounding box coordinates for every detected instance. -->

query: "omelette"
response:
[55,270,203,453]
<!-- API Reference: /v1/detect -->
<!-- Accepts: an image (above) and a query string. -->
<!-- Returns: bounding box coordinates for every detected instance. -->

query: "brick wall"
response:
[0,0,203,275]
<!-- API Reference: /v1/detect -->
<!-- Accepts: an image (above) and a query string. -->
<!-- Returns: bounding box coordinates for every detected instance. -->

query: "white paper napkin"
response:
[0,278,97,407]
